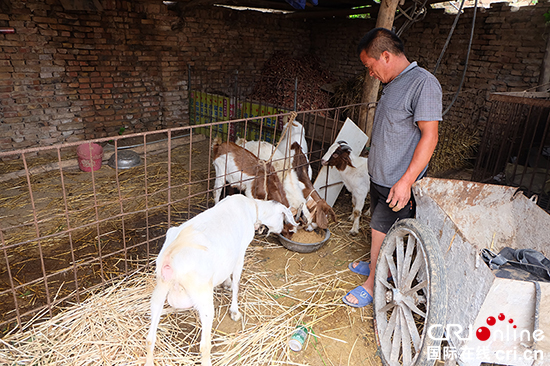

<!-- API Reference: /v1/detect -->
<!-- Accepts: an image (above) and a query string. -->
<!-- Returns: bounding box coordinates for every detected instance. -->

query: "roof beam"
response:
[284,5,379,18]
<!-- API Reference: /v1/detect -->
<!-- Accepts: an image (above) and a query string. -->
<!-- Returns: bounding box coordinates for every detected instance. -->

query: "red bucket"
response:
[77,143,103,172]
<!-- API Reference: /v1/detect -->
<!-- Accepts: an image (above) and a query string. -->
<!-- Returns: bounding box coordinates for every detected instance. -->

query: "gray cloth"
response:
[368,61,442,188]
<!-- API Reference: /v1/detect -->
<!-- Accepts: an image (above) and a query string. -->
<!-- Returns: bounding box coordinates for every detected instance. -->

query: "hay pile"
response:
[430,121,480,176]
[330,71,366,108]
[252,52,335,111]
[0,238,379,366]
[0,154,204,237]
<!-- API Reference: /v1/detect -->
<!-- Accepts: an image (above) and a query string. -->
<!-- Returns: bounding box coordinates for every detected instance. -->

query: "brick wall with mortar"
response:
[404,2,550,142]
[2,0,550,152]
[310,2,550,91]
[0,0,310,152]
[309,2,550,130]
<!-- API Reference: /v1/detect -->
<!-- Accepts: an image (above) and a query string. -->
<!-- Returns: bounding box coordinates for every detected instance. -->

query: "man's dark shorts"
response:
[369,180,416,234]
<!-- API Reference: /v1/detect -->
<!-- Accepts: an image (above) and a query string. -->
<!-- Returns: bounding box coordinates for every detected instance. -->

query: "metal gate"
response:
[473,92,550,212]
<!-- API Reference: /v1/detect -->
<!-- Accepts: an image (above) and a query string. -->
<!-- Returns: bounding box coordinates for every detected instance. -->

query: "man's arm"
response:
[386,120,439,211]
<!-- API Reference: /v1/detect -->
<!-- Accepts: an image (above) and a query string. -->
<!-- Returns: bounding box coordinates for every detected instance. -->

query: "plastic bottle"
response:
[288,325,308,352]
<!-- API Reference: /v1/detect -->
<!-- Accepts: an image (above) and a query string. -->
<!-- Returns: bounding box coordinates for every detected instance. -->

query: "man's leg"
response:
[344,228,385,305]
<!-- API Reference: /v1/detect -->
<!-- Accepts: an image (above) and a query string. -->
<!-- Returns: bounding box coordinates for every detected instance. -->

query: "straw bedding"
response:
[0,138,381,365]
[0,141,212,328]
[0,227,381,366]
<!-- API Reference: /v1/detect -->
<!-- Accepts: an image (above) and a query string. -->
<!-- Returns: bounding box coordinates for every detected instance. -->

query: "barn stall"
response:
[2,54,550,366]
[2,0,550,364]
[3,89,547,365]
[0,53,492,366]
[0,103,390,365]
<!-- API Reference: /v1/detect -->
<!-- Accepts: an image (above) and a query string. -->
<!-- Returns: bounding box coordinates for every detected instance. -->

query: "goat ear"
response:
[164,227,180,246]
[324,203,337,223]
[282,206,299,227]
[315,208,329,229]
[281,224,294,239]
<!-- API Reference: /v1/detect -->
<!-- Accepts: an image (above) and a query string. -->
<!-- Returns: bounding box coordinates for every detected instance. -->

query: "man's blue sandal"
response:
[348,261,371,276]
[342,286,373,308]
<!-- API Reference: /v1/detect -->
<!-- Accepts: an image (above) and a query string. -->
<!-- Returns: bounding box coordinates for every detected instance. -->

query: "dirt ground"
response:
[0,133,476,364]
[210,189,383,366]
[0,136,385,365]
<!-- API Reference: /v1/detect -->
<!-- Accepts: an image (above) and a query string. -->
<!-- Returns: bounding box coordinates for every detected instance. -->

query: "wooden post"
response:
[538,31,550,92]
[359,0,402,141]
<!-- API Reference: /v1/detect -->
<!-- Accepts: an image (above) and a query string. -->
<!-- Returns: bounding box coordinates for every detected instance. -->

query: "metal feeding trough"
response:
[278,228,330,253]
[107,150,141,169]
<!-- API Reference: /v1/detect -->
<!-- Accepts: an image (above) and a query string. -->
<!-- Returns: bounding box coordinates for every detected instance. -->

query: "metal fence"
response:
[0,104,361,335]
[4,86,549,336]
[472,92,550,212]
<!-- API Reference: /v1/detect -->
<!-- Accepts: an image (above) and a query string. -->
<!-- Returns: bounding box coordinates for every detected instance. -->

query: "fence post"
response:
[188,64,192,125]
[294,77,298,112]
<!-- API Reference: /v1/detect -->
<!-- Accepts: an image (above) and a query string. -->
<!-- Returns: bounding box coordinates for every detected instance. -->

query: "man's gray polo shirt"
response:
[368,61,442,188]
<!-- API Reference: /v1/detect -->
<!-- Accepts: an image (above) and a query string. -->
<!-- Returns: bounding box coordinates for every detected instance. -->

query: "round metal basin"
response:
[107,150,141,169]
[277,228,330,253]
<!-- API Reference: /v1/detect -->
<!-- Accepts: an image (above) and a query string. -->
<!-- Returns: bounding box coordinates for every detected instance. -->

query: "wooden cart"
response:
[373,178,550,366]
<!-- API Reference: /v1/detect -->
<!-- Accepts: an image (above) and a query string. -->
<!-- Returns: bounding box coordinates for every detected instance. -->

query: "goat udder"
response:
[161,263,173,281]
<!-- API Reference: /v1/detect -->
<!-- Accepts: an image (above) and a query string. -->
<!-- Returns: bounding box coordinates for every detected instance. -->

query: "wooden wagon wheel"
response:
[373,219,447,366]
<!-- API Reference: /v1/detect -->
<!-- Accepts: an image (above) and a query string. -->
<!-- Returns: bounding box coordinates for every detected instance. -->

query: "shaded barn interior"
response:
[1,2,550,363]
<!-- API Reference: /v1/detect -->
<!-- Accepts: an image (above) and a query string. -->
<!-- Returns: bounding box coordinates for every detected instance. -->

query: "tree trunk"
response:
[538,31,550,92]
[359,0,402,142]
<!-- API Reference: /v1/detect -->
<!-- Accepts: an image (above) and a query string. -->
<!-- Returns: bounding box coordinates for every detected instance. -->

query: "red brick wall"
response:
[0,0,310,151]
[312,2,550,92]
[2,0,550,152]
[309,2,550,139]
[310,2,550,93]
[404,2,550,94]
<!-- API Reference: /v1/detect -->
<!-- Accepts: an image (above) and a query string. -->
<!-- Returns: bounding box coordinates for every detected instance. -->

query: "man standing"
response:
[343,27,442,307]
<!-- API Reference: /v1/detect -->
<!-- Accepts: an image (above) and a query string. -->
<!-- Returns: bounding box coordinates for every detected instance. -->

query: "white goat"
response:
[321,141,370,235]
[277,119,312,180]
[145,194,298,366]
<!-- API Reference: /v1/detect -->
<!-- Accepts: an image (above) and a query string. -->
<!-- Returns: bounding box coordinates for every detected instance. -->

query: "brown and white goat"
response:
[211,138,289,207]
[277,119,312,179]
[321,141,370,235]
[236,139,314,229]
[290,142,336,229]
[145,195,298,366]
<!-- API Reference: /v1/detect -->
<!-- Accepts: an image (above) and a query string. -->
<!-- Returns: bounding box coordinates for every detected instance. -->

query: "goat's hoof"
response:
[231,311,242,321]
[222,278,232,291]
[349,229,359,236]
